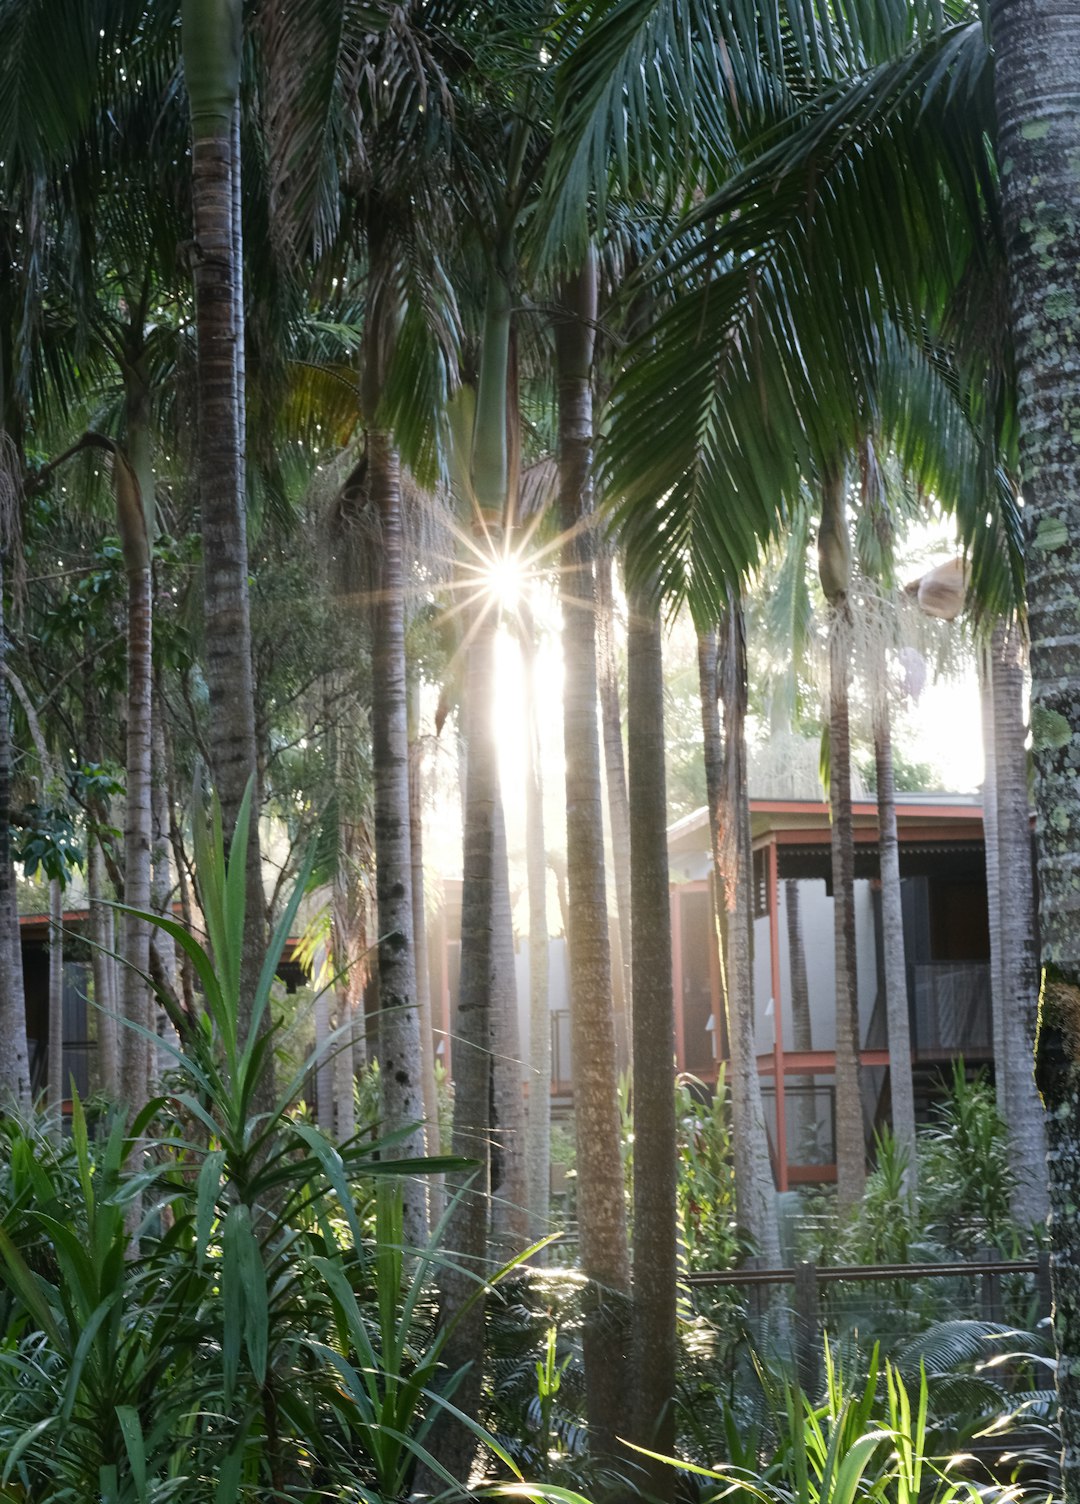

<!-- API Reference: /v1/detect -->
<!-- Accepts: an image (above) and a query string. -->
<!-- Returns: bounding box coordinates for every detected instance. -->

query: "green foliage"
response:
[0,785,543,1503]
[918,1065,1020,1255]
[676,1071,745,1273]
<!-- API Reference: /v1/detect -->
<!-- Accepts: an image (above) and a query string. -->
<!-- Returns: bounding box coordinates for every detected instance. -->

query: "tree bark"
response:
[989,621,1048,1227]
[699,621,781,1266]
[409,695,441,1194]
[89,832,119,1099]
[490,798,528,1249]
[980,643,1009,1118]
[597,544,633,1073]
[873,680,917,1189]
[0,553,29,1111]
[627,578,677,1495]
[182,0,266,1084]
[521,605,551,1246]
[47,879,64,1136]
[989,5,1075,1486]
[369,428,426,1245]
[784,879,816,1159]
[556,251,631,1456]
[425,605,497,1484]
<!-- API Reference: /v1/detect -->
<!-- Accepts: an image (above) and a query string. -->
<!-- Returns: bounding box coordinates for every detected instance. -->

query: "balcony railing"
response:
[910,960,992,1057]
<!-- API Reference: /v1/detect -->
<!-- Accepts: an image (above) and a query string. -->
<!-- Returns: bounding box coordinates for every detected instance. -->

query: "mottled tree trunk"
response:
[182,0,267,1087]
[627,579,676,1496]
[699,621,781,1266]
[490,799,528,1249]
[874,685,917,1189]
[989,6,1076,1488]
[369,428,426,1244]
[521,606,551,1246]
[597,545,633,1073]
[556,252,631,1455]
[989,622,1048,1226]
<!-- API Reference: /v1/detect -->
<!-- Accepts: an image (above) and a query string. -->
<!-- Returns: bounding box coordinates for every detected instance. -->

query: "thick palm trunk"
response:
[627,579,676,1493]
[699,621,781,1266]
[368,428,426,1244]
[182,0,266,1071]
[490,799,528,1248]
[521,606,551,1245]
[47,879,63,1134]
[988,622,1048,1227]
[597,545,633,1071]
[873,688,917,1188]
[556,253,631,1455]
[989,8,1074,1485]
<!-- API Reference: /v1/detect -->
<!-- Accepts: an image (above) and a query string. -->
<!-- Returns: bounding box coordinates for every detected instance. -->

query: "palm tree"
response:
[181,0,266,1073]
[556,251,632,1454]
[698,613,782,1266]
[626,574,677,1494]
[520,599,552,1244]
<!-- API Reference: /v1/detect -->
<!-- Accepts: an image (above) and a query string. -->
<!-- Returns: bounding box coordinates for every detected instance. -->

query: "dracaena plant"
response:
[0,782,552,1502]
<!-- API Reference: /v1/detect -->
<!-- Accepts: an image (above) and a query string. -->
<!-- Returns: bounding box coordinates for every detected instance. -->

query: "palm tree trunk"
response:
[368,427,426,1244]
[426,603,497,1484]
[597,544,633,1072]
[556,252,631,1455]
[409,696,441,1181]
[873,684,917,1189]
[521,604,551,1246]
[979,644,1009,1117]
[988,621,1047,1227]
[699,620,781,1266]
[828,602,865,1207]
[992,6,1080,1485]
[47,879,64,1135]
[0,548,29,1111]
[89,831,118,1099]
[182,0,266,1075]
[627,578,677,1493]
[784,879,816,1158]
[490,798,528,1249]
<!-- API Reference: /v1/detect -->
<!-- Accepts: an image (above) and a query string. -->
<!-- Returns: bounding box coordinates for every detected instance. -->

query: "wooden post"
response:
[979,1245,1003,1323]
[768,839,788,1191]
[794,1260,820,1394]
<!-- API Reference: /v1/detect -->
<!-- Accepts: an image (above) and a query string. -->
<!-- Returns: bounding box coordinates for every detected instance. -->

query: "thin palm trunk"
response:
[151,697,180,1072]
[89,831,119,1099]
[521,604,551,1246]
[115,445,153,1110]
[47,879,64,1137]
[597,544,633,1072]
[409,696,441,1191]
[627,578,676,1493]
[873,683,917,1188]
[828,604,865,1207]
[989,621,1047,1227]
[557,252,631,1455]
[784,879,816,1158]
[182,0,266,1077]
[315,987,334,1134]
[426,604,497,1484]
[0,546,29,1110]
[818,467,865,1208]
[699,621,781,1266]
[369,427,426,1244]
[979,645,1008,1118]
[490,798,528,1249]
[331,856,359,1144]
